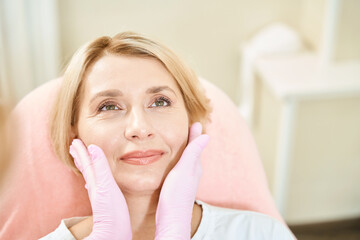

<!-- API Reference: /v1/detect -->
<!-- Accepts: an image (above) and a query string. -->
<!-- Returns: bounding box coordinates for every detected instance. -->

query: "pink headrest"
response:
[0,78,284,239]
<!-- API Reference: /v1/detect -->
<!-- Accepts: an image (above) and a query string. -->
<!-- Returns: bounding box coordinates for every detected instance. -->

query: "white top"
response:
[39,200,295,240]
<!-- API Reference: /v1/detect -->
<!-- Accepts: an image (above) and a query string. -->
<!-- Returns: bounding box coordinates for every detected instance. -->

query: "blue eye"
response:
[151,96,172,107]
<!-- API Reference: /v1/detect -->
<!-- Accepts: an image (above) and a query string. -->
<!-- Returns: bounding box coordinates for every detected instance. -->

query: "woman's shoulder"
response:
[197,199,281,221]
[39,216,89,240]
[192,200,294,240]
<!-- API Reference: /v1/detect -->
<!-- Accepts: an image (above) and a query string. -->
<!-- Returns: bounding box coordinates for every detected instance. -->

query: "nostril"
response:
[126,130,154,140]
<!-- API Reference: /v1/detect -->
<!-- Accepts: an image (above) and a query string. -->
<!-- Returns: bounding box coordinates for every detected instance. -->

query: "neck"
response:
[123,189,160,237]
[123,189,202,239]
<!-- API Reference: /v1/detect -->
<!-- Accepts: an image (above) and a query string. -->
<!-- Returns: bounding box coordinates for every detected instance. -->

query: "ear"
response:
[70,125,78,139]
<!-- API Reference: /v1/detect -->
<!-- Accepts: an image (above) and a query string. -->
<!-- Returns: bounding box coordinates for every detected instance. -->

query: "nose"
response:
[124,107,155,141]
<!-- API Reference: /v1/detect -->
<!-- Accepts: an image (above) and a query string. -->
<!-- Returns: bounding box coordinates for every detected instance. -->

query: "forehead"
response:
[83,55,180,94]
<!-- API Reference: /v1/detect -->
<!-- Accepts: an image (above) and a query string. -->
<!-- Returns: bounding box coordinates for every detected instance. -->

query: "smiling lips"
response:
[120,150,164,165]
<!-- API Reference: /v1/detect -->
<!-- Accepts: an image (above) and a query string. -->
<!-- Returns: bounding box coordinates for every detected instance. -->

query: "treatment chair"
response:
[0,77,289,239]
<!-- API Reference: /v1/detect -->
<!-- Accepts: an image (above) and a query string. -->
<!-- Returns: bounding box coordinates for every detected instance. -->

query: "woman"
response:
[42,32,294,239]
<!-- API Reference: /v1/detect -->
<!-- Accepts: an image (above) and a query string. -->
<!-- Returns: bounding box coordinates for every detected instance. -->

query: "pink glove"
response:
[69,139,132,240]
[155,122,210,240]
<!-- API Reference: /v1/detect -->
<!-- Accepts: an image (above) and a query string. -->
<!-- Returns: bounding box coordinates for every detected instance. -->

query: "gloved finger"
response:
[69,139,88,173]
[188,122,203,143]
[87,144,115,187]
[177,134,210,171]
[69,139,97,200]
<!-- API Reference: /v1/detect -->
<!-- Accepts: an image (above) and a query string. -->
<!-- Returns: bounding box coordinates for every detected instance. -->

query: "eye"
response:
[98,102,120,112]
[150,96,172,108]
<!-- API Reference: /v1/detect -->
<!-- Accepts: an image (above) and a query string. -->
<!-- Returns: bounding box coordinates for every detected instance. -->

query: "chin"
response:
[115,172,164,194]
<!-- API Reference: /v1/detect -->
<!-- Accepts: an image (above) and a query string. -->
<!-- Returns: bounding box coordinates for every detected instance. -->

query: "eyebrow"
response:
[89,85,177,104]
[146,86,176,95]
[89,89,123,104]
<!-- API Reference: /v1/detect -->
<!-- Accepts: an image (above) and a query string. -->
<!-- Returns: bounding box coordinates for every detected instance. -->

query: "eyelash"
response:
[151,96,173,107]
[97,96,173,112]
[97,101,119,112]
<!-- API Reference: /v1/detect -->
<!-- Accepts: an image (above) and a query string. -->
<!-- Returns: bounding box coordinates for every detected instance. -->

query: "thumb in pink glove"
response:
[155,122,210,240]
[69,139,132,240]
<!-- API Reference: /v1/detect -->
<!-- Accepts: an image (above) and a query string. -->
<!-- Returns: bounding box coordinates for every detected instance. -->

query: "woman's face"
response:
[75,55,189,194]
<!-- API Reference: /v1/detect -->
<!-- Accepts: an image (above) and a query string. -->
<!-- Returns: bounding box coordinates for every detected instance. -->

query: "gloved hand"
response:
[69,139,132,240]
[155,122,210,240]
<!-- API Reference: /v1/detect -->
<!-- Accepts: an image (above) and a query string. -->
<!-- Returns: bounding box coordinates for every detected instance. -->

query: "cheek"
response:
[152,110,189,157]
[77,120,119,161]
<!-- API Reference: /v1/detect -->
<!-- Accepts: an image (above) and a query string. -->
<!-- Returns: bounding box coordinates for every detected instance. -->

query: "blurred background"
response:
[0,0,359,238]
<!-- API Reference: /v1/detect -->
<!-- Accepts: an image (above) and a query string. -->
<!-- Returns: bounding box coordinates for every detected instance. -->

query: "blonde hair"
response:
[51,31,212,174]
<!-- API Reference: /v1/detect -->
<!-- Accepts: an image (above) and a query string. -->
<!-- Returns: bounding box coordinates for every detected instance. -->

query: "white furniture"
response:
[251,52,360,223]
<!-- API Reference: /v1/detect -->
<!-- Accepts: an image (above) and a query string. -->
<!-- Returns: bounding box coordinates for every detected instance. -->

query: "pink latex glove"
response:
[155,122,210,240]
[69,139,132,240]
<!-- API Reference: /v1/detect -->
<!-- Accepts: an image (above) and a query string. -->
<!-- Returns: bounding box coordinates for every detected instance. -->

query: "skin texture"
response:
[71,55,203,239]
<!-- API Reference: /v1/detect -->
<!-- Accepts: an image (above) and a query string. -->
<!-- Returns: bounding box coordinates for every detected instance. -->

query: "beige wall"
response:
[299,0,360,61]
[335,0,360,60]
[299,0,326,51]
[58,0,302,104]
